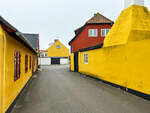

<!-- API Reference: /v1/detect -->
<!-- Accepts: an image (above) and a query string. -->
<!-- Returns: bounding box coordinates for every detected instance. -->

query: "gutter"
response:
[79,43,103,52]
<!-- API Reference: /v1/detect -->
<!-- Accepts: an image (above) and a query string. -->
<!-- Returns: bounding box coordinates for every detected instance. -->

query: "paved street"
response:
[12,65,150,113]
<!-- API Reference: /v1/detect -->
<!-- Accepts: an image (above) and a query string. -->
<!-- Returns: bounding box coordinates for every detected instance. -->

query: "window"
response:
[32,56,34,71]
[45,52,47,57]
[40,53,44,57]
[37,58,38,68]
[25,54,28,73]
[14,51,21,81]
[30,56,31,69]
[101,29,110,37]
[101,29,105,37]
[71,46,74,52]
[88,29,98,37]
[32,56,35,70]
[56,45,60,48]
[106,29,110,35]
[84,53,88,64]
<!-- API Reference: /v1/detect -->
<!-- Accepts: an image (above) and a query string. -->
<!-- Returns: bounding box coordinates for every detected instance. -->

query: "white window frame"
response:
[101,29,110,37]
[84,53,88,64]
[106,29,110,36]
[101,29,106,37]
[88,29,98,37]
[44,52,47,57]
[71,46,74,52]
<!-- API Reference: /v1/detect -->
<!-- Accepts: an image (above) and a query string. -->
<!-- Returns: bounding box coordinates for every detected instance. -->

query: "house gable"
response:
[69,12,113,53]
[47,40,69,57]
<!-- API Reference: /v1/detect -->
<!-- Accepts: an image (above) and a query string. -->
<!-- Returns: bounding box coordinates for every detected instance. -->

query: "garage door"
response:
[51,58,60,64]
[60,58,69,64]
[39,58,51,65]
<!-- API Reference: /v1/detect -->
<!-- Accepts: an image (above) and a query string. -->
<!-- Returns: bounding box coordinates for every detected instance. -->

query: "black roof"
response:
[0,16,38,53]
[23,33,39,51]
[79,43,103,52]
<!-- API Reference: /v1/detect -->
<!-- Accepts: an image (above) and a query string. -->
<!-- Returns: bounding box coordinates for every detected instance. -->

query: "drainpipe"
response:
[124,0,144,9]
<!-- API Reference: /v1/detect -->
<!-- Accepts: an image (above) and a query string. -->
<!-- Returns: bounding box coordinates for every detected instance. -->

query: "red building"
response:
[69,13,113,53]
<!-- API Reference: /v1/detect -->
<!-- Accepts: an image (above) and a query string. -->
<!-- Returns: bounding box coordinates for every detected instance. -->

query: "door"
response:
[74,52,78,72]
[51,58,60,64]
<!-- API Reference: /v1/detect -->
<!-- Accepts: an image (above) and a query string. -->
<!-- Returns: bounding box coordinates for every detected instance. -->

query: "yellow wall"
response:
[3,30,38,112]
[70,53,74,71]
[104,5,150,47]
[0,25,4,113]
[47,40,69,57]
[72,5,150,95]
[79,39,150,95]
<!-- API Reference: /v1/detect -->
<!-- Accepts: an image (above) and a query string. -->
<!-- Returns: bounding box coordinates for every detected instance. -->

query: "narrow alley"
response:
[11,65,150,113]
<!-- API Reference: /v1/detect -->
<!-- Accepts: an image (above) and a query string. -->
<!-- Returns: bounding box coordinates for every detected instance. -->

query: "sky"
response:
[0,0,150,50]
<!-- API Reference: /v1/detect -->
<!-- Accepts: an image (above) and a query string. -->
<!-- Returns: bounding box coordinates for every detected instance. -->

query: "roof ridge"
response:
[97,13,113,23]
[86,12,113,24]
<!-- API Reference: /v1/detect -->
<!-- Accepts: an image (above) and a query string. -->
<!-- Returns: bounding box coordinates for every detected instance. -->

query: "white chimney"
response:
[124,0,144,9]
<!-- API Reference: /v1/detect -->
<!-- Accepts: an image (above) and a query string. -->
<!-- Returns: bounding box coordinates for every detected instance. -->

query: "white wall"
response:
[124,0,144,9]
[39,57,69,65]
[39,58,51,65]
[40,52,47,57]
[60,58,69,65]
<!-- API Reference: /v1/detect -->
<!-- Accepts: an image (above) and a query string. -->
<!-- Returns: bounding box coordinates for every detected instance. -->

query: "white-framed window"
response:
[101,29,110,37]
[88,29,98,37]
[44,52,47,57]
[71,46,74,52]
[56,45,60,48]
[84,53,88,64]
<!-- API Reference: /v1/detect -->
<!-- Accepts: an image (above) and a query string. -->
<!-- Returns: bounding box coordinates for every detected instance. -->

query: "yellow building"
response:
[0,16,39,113]
[70,2,150,97]
[46,39,69,64]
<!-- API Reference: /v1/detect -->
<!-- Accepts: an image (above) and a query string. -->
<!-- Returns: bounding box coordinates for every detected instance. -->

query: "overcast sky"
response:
[0,0,150,50]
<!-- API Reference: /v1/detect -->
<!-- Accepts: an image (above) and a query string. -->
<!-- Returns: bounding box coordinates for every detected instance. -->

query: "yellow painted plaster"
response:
[2,29,38,112]
[70,53,74,71]
[0,24,5,113]
[104,5,150,47]
[47,40,69,58]
[77,5,150,95]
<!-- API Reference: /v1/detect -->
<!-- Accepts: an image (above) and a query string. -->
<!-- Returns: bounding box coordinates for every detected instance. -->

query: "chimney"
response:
[54,39,59,42]
[124,0,144,9]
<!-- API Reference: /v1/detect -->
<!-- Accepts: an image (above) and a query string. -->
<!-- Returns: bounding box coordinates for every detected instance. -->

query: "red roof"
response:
[86,12,113,24]
[69,12,113,45]
[40,50,47,53]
